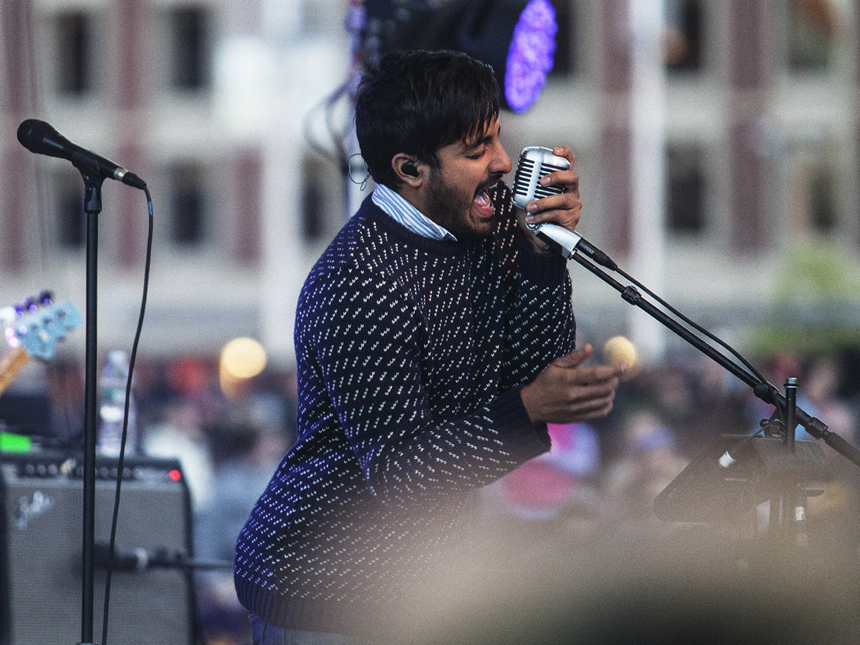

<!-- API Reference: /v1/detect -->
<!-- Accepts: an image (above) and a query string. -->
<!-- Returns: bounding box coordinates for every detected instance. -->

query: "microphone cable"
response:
[607,262,768,390]
[101,185,154,645]
[303,79,353,175]
[603,260,791,428]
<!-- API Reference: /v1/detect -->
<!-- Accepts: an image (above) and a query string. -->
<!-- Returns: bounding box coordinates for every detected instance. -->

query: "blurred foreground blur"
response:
[1,346,859,644]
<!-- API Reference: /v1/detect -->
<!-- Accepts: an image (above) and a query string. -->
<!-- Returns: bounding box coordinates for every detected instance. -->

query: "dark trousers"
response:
[249,614,363,645]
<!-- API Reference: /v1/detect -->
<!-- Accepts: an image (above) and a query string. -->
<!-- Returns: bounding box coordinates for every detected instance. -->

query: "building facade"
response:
[1,0,858,368]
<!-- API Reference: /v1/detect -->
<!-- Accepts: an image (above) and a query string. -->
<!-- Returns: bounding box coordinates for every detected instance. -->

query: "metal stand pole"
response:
[80,174,105,645]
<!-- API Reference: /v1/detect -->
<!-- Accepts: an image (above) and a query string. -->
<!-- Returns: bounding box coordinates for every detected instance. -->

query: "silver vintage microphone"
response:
[512,146,570,210]
[511,146,616,269]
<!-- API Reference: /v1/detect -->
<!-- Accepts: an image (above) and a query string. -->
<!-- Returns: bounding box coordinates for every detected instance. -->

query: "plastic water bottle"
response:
[97,350,138,457]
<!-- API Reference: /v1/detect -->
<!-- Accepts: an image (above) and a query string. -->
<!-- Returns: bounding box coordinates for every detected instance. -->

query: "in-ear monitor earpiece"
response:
[401,161,419,177]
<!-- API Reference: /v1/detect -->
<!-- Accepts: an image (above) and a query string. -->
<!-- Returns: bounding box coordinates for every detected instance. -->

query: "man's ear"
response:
[391,153,424,186]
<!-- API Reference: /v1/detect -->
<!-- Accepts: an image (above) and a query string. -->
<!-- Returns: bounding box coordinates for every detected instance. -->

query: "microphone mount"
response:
[531,222,618,270]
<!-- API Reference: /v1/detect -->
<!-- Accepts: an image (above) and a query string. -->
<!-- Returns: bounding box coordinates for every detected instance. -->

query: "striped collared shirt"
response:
[371,183,457,241]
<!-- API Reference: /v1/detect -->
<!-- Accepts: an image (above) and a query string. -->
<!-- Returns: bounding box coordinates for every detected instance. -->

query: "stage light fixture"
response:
[456,0,558,112]
[361,0,559,113]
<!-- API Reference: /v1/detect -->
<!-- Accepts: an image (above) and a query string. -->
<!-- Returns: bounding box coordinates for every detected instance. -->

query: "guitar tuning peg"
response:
[0,306,17,327]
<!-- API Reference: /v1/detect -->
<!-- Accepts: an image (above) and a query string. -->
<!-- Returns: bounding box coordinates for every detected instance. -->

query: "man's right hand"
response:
[520,344,626,425]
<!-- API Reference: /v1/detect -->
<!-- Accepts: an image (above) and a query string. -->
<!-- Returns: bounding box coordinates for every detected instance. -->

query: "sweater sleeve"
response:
[297,262,550,509]
[493,185,577,390]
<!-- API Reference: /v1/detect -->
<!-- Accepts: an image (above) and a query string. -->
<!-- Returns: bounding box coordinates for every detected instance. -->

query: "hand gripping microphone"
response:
[17,119,147,189]
[512,146,616,269]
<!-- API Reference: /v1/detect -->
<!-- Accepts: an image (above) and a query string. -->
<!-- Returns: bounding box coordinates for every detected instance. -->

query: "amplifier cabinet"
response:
[0,451,195,645]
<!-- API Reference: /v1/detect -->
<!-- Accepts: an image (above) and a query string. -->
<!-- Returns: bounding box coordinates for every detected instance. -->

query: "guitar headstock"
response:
[1,291,82,360]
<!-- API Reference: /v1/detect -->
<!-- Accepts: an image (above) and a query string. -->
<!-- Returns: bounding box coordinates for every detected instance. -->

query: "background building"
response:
[1,0,859,371]
[3,3,860,643]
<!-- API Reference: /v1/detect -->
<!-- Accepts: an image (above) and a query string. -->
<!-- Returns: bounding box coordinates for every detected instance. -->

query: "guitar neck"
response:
[0,348,30,399]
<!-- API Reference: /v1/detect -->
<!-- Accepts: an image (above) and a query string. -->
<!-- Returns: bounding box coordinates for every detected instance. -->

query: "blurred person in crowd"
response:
[802,354,860,557]
[128,356,175,432]
[167,356,229,424]
[744,352,818,439]
[144,397,215,512]
[197,419,288,645]
[805,354,857,445]
[481,421,603,563]
[600,411,688,535]
[221,367,298,449]
[234,49,626,644]
[624,357,747,458]
[606,361,696,463]
[686,354,750,445]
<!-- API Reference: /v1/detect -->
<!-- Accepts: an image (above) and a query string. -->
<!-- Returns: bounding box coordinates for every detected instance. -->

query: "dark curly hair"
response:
[354,50,501,188]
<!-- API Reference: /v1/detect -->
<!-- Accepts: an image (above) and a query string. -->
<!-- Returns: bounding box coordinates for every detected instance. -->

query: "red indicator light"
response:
[168,469,182,482]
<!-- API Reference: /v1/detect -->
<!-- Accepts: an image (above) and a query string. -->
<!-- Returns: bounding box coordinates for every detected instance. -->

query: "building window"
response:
[663,0,703,72]
[666,145,706,235]
[783,143,839,238]
[301,157,327,242]
[169,6,211,90]
[169,163,207,246]
[301,155,344,243]
[56,11,93,95]
[787,0,838,71]
[55,171,86,249]
[549,0,576,77]
[808,164,836,233]
[794,157,837,235]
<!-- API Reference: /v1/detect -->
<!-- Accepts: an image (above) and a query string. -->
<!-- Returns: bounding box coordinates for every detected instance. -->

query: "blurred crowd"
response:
[3,345,860,644]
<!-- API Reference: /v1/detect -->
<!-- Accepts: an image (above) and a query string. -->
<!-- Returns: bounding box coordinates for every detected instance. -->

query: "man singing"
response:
[234,49,625,644]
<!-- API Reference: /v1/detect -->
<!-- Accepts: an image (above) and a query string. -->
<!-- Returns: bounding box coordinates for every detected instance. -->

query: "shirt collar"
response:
[371,183,457,242]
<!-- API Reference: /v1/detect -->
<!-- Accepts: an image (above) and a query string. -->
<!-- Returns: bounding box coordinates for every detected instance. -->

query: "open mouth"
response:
[473,179,501,218]
[473,189,494,217]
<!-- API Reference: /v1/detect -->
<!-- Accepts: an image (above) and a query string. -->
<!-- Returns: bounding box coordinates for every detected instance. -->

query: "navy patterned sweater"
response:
[234,183,576,634]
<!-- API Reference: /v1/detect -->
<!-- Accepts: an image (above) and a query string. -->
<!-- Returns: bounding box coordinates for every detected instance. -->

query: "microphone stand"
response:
[80,171,105,645]
[568,251,860,470]
[567,249,860,549]
[18,122,150,645]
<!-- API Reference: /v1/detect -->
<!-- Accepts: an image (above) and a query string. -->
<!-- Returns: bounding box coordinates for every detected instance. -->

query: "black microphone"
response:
[718,435,758,469]
[17,119,146,189]
[511,146,616,269]
[93,542,233,572]
[94,542,152,572]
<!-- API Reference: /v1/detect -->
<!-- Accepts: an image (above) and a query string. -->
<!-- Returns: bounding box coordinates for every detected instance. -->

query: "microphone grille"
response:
[16,119,62,157]
[512,146,570,210]
[16,119,45,151]
[511,156,534,205]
